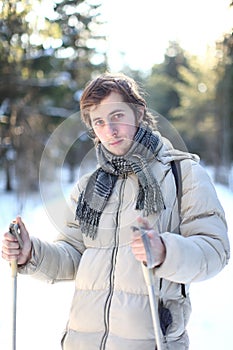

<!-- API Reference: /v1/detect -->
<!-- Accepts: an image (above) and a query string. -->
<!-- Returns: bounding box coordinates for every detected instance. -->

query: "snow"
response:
[188,183,233,350]
[0,178,233,349]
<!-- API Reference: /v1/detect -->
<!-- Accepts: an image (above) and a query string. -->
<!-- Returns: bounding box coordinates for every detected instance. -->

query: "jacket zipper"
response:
[100,175,127,350]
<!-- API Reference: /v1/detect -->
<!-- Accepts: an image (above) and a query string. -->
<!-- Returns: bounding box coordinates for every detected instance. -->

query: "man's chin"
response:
[103,140,132,156]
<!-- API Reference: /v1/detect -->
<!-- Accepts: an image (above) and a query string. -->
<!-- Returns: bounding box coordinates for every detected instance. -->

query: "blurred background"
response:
[0,0,233,199]
[0,1,233,349]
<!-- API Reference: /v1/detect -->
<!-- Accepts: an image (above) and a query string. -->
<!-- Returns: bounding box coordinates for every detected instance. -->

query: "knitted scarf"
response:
[76,126,164,239]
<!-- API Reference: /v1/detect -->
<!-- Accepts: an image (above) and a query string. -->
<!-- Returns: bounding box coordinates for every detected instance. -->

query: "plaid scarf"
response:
[76,126,164,239]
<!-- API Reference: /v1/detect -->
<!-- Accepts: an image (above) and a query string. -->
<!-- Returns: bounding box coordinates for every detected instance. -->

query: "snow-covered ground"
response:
[0,176,233,349]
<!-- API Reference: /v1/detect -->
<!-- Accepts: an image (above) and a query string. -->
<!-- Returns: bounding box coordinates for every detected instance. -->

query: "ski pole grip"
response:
[131,225,155,269]
[11,260,18,278]
[9,223,24,250]
[9,223,23,276]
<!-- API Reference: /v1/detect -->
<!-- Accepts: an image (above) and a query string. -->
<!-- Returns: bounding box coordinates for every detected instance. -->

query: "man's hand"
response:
[131,216,166,267]
[2,216,32,266]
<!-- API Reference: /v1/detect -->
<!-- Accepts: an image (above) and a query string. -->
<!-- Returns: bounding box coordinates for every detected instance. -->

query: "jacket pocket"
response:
[159,299,173,336]
[163,296,191,339]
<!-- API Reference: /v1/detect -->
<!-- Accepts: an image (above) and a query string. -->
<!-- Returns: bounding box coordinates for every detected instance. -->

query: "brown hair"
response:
[80,72,157,129]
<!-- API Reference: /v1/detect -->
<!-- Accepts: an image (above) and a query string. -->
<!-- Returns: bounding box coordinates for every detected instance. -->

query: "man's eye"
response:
[94,120,104,127]
[113,113,124,120]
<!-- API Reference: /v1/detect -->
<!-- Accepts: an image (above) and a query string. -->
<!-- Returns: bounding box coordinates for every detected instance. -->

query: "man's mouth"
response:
[109,139,123,146]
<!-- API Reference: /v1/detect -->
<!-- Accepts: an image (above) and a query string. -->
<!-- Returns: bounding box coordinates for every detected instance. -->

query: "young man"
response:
[2,73,230,349]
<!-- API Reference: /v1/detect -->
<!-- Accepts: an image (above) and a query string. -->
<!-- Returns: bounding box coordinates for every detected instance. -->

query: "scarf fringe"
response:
[136,183,165,216]
[76,192,100,239]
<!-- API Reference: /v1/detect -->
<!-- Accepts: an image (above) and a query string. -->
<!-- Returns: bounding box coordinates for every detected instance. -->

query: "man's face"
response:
[90,91,142,156]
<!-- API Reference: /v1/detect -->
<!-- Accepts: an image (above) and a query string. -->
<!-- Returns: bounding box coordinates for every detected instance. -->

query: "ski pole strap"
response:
[140,228,156,269]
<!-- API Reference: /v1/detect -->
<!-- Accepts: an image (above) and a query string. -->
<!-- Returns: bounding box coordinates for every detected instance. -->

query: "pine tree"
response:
[0,0,107,193]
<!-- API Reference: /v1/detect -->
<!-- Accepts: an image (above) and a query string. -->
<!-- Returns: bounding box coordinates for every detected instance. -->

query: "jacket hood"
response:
[157,133,200,165]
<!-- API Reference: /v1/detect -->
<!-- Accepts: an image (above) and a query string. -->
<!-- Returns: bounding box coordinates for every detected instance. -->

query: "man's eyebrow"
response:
[92,109,125,122]
[92,116,102,122]
[108,108,124,116]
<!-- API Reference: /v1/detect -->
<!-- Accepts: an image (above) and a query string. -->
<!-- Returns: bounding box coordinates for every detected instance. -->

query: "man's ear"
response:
[137,107,144,123]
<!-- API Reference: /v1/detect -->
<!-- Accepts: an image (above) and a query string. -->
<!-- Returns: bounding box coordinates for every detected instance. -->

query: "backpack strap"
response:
[171,160,182,220]
[158,160,186,337]
[160,160,186,298]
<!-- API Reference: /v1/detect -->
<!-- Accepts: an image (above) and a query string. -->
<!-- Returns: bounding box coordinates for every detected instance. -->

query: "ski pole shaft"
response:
[11,260,18,350]
[141,264,163,350]
[9,222,23,350]
[132,225,163,350]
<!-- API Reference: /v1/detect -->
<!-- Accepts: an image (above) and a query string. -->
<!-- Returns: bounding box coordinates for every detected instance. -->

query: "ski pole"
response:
[132,226,164,350]
[9,222,23,350]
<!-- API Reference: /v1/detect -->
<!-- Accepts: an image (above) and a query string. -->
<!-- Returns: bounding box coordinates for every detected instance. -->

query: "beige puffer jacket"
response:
[19,140,230,350]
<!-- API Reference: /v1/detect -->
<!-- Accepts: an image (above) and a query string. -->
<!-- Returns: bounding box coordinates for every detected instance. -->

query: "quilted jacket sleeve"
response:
[156,160,230,284]
[18,181,86,283]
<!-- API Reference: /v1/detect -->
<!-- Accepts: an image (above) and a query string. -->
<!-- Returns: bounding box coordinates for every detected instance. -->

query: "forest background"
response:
[0,0,233,201]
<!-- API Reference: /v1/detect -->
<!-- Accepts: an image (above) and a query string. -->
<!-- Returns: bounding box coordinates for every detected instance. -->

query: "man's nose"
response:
[105,121,117,136]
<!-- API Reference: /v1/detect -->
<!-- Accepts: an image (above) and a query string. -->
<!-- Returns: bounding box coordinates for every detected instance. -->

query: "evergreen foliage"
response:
[0,0,106,192]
